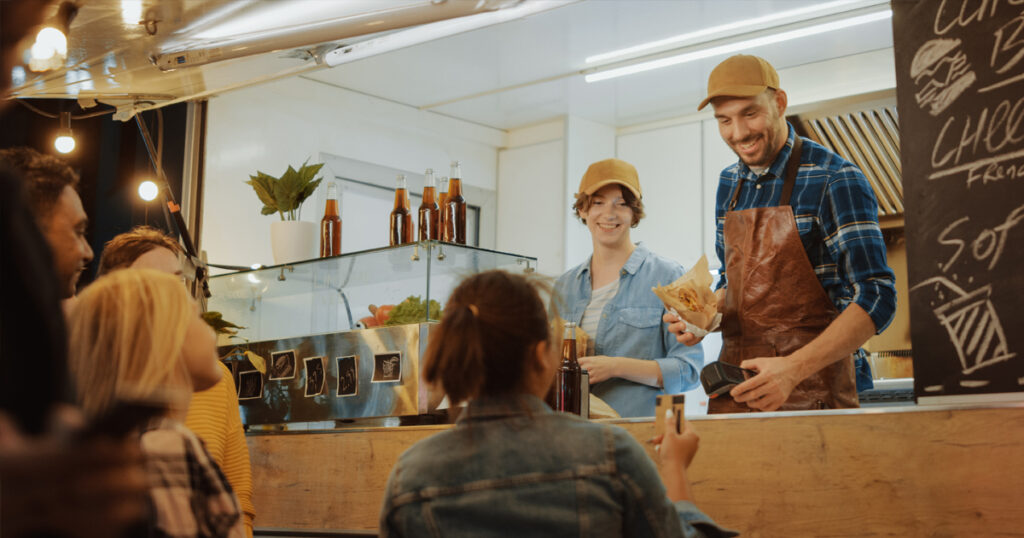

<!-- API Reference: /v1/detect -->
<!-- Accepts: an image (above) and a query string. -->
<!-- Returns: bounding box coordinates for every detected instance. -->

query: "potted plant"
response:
[246,159,325,264]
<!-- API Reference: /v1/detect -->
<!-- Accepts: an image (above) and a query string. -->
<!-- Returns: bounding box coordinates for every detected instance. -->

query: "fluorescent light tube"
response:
[585,9,892,83]
[322,1,573,68]
[585,0,884,65]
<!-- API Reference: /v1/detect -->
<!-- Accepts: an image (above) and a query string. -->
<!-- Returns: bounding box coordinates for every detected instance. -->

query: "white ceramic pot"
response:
[270,220,317,265]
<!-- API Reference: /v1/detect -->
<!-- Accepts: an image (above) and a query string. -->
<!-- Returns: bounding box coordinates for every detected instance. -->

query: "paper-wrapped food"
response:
[651,255,722,338]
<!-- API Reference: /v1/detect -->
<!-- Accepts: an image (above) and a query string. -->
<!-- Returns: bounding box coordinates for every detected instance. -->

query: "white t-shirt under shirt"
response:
[580,279,619,352]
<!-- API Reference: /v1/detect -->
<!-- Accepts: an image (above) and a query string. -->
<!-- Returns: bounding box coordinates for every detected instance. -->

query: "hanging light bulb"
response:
[54,111,75,154]
[27,2,78,72]
[138,180,159,201]
[31,27,67,60]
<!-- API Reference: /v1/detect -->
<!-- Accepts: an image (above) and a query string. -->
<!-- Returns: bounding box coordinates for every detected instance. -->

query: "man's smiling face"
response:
[713,89,789,169]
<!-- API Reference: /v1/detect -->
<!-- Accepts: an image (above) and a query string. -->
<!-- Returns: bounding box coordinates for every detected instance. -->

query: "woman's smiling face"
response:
[581,184,634,249]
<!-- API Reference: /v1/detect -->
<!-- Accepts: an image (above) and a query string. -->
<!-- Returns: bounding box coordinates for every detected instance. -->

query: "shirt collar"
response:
[572,241,650,280]
[621,241,650,275]
[456,394,551,424]
[735,122,796,180]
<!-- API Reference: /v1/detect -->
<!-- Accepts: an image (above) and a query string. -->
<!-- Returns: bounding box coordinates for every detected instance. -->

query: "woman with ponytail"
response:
[379,270,735,537]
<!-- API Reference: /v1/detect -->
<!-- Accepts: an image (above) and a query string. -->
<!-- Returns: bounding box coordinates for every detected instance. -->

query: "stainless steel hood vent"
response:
[791,104,904,217]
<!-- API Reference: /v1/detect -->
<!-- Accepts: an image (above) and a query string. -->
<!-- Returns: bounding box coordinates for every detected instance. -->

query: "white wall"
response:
[201,77,505,268]
[564,116,616,271]
[496,119,565,277]
[701,119,738,268]
[617,123,704,271]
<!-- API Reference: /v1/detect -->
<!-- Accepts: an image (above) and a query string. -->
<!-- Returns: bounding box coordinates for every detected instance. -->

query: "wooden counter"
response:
[247,403,1024,536]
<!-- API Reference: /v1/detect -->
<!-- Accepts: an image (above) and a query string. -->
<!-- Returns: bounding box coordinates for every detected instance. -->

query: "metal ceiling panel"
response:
[796,103,905,216]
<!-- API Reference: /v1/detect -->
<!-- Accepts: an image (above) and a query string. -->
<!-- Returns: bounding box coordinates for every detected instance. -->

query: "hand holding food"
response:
[651,255,722,338]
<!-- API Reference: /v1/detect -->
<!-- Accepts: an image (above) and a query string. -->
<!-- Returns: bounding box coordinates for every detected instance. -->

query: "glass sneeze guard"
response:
[207,241,537,343]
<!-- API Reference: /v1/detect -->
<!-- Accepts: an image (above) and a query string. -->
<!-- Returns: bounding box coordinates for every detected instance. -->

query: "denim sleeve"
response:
[378,465,404,538]
[823,166,897,333]
[612,427,735,538]
[655,262,704,394]
[656,329,703,394]
[715,215,728,291]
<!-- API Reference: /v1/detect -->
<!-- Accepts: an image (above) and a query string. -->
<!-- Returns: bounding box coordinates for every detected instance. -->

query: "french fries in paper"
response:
[651,255,722,338]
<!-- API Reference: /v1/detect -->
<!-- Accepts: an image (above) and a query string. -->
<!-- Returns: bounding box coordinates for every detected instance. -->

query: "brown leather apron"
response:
[708,137,858,413]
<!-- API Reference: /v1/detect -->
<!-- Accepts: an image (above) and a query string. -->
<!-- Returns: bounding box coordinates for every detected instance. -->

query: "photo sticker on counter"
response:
[304,356,326,397]
[372,352,402,383]
[237,370,264,401]
[269,350,296,380]
[221,359,238,386]
[336,356,358,397]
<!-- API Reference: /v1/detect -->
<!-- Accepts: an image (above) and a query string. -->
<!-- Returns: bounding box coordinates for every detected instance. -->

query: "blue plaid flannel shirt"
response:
[714,124,897,386]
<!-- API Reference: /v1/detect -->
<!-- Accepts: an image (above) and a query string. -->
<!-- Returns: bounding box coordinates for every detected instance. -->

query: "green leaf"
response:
[201,311,246,335]
[245,160,326,220]
[246,172,279,213]
[273,177,298,213]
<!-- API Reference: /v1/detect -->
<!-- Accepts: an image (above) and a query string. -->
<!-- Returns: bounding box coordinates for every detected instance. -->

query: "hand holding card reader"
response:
[701,362,756,398]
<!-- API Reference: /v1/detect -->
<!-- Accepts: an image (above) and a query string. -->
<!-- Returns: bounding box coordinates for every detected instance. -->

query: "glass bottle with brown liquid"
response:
[418,168,439,241]
[437,176,449,242]
[389,174,413,246]
[547,322,582,415]
[319,182,342,257]
[444,161,467,244]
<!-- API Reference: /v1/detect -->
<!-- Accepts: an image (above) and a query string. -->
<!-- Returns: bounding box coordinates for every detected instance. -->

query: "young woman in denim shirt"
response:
[556,159,703,417]
[379,270,734,537]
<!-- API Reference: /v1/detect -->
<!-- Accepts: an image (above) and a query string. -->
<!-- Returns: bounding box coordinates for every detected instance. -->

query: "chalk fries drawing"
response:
[911,38,977,116]
[911,276,1016,374]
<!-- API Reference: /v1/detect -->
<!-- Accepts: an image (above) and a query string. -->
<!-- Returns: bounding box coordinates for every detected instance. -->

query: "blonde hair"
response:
[68,269,195,419]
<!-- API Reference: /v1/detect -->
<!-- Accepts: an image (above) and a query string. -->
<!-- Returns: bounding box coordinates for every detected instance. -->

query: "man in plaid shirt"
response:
[667,54,896,412]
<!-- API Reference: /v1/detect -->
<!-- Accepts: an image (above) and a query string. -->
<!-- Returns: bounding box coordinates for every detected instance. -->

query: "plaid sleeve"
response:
[714,176,731,291]
[821,164,897,333]
[142,422,245,538]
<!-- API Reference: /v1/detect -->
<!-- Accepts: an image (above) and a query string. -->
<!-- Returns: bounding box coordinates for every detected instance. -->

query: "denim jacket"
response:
[380,395,736,538]
[555,243,704,417]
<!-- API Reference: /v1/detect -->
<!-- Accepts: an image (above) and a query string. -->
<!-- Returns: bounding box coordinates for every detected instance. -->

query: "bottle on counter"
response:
[437,175,450,242]
[444,160,467,244]
[418,168,439,241]
[389,174,413,246]
[548,322,582,415]
[320,181,342,257]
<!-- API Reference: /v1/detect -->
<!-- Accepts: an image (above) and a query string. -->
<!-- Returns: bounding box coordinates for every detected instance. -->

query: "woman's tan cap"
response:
[698,54,780,111]
[578,158,642,199]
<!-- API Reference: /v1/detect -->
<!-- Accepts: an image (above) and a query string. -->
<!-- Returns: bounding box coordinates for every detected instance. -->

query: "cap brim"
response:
[697,83,770,111]
[581,178,641,199]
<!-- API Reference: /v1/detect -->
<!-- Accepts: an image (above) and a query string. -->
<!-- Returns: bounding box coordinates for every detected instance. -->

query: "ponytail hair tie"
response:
[467,304,479,317]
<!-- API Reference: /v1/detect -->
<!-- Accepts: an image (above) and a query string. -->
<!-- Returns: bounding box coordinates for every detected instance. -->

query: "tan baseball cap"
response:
[697,54,780,111]
[578,158,641,199]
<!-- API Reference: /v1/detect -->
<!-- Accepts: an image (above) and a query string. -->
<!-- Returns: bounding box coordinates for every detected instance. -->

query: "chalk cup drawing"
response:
[911,38,977,116]
[911,276,1016,375]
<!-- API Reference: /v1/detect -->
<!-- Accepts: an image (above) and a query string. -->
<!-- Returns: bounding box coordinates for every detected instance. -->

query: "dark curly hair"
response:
[0,146,79,220]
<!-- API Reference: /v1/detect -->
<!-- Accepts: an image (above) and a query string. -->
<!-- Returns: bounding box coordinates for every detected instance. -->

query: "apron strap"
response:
[727,135,804,210]
[779,136,803,206]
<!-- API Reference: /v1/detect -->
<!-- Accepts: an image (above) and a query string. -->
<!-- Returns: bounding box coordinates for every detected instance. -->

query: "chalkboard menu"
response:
[893,1,1024,403]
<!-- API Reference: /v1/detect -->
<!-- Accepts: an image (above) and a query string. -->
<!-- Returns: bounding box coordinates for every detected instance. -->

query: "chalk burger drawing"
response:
[911,38,976,116]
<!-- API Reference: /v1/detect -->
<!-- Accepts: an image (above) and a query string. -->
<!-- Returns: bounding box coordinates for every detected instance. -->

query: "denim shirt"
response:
[380,395,736,538]
[555,243,704,417]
